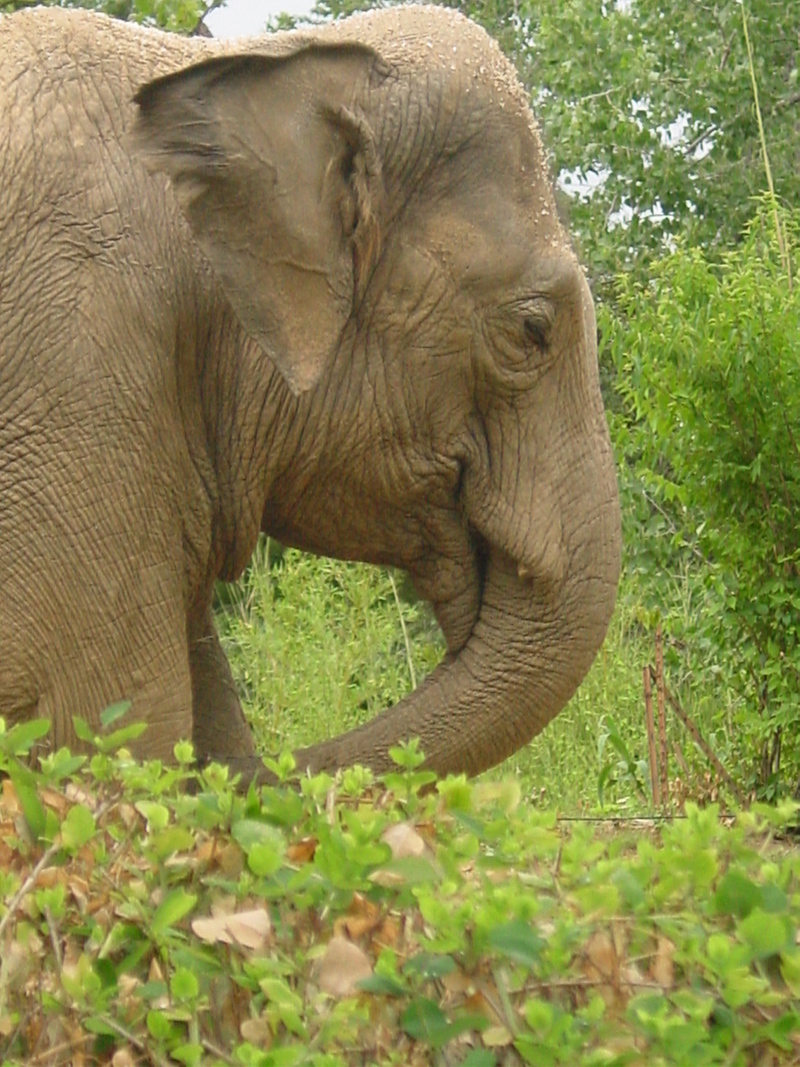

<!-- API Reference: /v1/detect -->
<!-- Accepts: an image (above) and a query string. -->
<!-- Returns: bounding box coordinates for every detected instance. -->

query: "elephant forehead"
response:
[324,6,543,139]
[415,182,569,298]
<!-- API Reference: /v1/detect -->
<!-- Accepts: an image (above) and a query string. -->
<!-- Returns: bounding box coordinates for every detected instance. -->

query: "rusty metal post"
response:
[644,664,659,806]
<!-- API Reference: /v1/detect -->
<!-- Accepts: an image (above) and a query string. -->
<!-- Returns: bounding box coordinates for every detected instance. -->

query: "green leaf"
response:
[247,841,285,877]
[150,888,197,938]
[714,870,761,919]
[72,717,96,744]
[738,909,792,960]
[170,967,199,1001]
[487,921,544,968]
[375,856,439,885]
[401,998,486,1048]
[8,761,46,841]
[2,719,51,756]
[403,952,456,979]
[100,700,132,728]
[357,973,407,996]
[136,801,169,831]
[95,721,148,753]
[150,826,195,859]
[61,804,96,852]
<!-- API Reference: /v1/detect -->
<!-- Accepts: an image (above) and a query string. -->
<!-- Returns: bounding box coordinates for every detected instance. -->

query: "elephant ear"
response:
[133,44,384,394]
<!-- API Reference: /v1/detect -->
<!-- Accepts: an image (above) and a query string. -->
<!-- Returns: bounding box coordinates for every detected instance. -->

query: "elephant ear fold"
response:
[132,44,385,394]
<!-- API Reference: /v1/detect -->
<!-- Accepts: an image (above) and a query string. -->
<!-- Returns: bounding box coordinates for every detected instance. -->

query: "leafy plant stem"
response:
[741,3,792,289]
[0,838,61,942]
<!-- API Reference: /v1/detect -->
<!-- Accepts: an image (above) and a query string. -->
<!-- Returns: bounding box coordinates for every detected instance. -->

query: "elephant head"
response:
[133,6,621,779]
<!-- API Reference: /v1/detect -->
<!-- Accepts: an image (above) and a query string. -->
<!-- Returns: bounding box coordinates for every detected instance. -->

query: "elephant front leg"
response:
[189,608,257,765]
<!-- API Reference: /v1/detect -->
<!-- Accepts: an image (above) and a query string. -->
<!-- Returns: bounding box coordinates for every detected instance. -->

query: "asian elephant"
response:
[0,4,620,781]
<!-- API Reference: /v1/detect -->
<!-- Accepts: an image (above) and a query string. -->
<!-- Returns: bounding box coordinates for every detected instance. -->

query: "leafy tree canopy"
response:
[315,0,797,289]
[0,0,213,34]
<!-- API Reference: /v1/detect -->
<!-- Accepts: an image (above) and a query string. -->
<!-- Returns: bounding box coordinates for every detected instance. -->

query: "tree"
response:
[608,206,799,794]
[314,0,798,292]
[0,0,216,34]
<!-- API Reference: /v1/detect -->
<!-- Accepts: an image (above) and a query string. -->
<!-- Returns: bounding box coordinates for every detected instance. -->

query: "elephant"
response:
[0,3,621,782]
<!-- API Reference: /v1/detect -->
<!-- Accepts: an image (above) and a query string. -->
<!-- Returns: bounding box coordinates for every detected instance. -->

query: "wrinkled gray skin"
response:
[0,5,620,780]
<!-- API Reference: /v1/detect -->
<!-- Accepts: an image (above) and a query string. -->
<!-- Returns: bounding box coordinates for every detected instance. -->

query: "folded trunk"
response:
[295,534,619,779]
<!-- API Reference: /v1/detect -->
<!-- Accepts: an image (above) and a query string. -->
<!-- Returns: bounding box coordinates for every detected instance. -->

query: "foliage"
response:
[0,0,213,34]
[606,205,800,796]
[215,541,443,757]
[313,0,799,294]
[1,717,799,1066]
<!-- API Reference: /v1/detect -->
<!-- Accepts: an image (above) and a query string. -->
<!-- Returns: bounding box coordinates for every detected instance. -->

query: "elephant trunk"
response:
[295,490,620,779]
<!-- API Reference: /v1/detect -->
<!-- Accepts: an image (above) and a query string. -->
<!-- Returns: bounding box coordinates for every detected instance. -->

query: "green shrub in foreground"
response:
[1,721,799,1066]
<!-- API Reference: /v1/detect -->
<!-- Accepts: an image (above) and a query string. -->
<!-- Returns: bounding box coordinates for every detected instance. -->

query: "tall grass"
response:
[216,540,660,811]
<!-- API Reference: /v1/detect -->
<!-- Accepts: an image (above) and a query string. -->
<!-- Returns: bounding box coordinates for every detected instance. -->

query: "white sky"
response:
[206,0,315,37]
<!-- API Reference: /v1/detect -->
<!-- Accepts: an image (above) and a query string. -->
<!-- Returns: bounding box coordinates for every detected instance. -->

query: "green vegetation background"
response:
[0,4,798,1064]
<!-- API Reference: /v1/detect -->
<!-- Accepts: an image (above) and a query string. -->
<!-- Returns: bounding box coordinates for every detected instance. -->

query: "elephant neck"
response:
[198,311,299,584]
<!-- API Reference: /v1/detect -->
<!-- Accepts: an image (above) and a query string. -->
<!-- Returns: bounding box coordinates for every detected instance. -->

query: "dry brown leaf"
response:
[368,868,404,887]
[414,820,438,846]
[287,836,318,864]
[0,838,17,868]
[40,788,68,818]
[583,928,622,1005]
[442,969,473,996]
[382,822,426,859]
[316,936,373,997]
[482,1025,513,1048]
[585,929,618,981]
[117,803,139,831]
[215,843,244,878]
[112,1048,137,1067]
[651,935,675,988]
[35,866,64,890]
[336,892,381,940]
[373,914,401,950]
[240,1016,271,1045]
[64,782,95,807]
[2,778,21,813]
[622,963,647,988]
[192,908,272,951]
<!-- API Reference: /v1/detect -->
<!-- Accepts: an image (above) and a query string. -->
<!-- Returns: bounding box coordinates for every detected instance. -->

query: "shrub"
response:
[606,204,800,797]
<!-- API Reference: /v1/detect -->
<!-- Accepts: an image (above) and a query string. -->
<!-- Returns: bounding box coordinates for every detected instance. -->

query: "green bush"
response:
[606,205,800,797]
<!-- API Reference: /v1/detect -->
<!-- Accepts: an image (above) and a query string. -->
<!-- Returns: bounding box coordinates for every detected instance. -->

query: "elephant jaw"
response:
[411,474,571,659]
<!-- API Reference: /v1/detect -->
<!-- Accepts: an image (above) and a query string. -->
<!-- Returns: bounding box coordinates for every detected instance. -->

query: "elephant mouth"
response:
[425,527,488,657]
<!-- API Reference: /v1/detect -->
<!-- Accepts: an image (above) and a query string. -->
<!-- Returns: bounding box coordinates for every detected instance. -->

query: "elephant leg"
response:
[189,608,257,764]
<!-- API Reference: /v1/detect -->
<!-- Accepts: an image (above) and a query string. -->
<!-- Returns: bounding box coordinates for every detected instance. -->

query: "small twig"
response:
[388,571,416,690]
[655,627,669,812]
[27,1033,94,1064]
[556,813,687,823]
[0,838,61,941]
[649,667,745,804]
[487,966,520,1038]
[672,740,691,781]
[43,907,62,973]
[97,1015,171,1067]
[718,34,733,71]
[644,664,659,805]
[202,1038,240,1066]
[191,0,223,37]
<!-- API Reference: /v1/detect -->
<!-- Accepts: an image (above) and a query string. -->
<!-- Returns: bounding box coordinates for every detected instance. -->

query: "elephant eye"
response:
[523,316,549,351]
